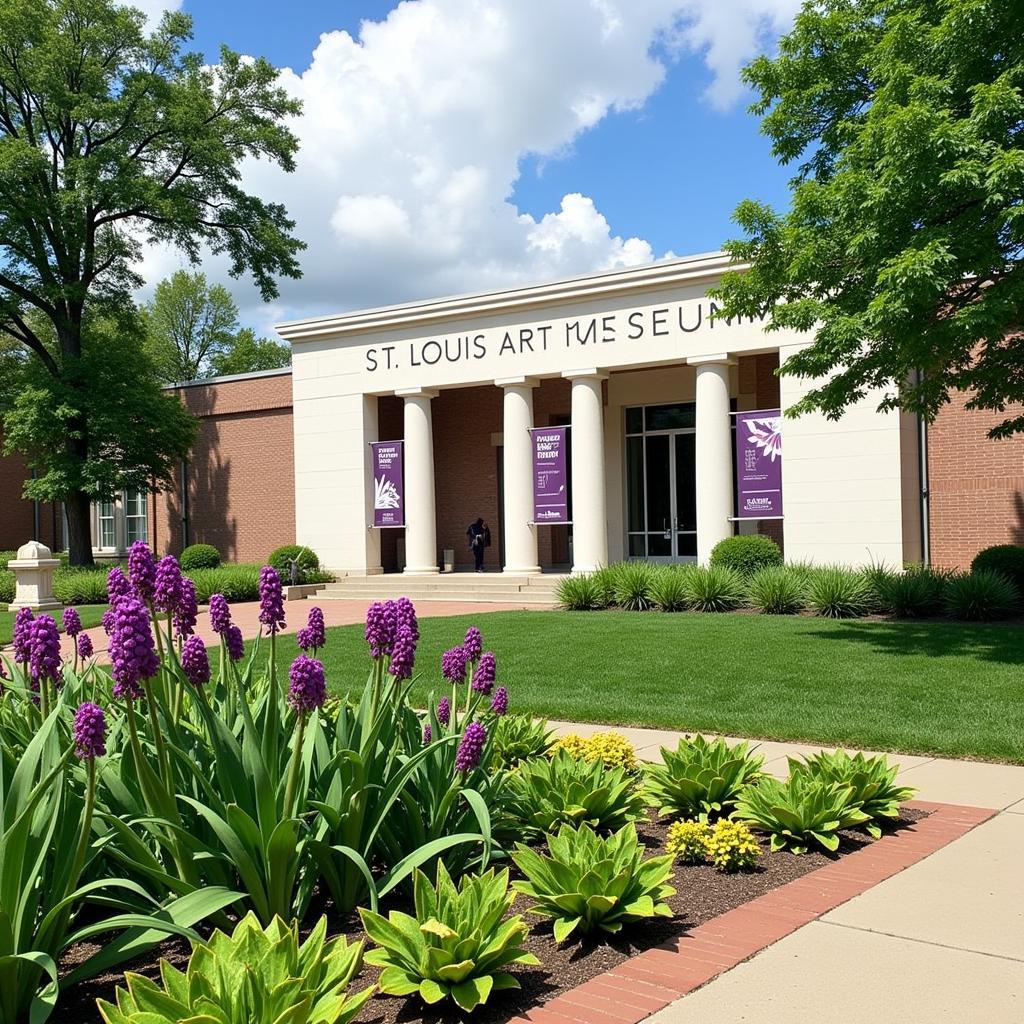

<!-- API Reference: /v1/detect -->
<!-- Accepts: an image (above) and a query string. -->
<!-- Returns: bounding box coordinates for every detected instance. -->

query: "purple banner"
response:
[371,441,405,528]
[735,409,783,518]
[531,426,570,524]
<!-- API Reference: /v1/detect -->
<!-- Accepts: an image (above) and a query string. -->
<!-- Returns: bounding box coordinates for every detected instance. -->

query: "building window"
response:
[97,500,116,550]
[125,489,148,546]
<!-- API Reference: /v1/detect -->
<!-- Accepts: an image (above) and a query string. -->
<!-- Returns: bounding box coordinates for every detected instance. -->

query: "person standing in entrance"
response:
[467,517,491,572]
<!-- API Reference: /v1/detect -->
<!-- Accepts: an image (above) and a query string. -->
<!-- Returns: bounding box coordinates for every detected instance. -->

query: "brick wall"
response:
[0,429,61,552]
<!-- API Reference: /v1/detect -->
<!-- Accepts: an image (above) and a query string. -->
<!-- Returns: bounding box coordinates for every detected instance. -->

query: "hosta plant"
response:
[492,713,554,769]
[789,750,916,838]
[359,863,538,1013]
[513,823,675,942]
[643,735,763,820]
[97,913,372,1024]
[503,749,646,839]
[733,774,871,854]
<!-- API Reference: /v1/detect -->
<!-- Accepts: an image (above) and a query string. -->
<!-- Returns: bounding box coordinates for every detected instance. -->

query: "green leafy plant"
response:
[971,545,1024,597]
[665,819,710,864]
[789,750,916,838]
[943,569,1018,621]
[268,544,321,582]
[179,543,221,571]
[644,735,763,820]
[709,534,783,577]
[680,565,746,612]
[360,863,538,1013]
[503,749,646,839]
[648,565,693,611]
[98,913,372,1024]
[807,566,872,618]
[747,565,807,614]
[492,714,554,769]
[733,774,870,854]
[556,573,609,611]
[513,823,675,942]
[611,560,656,611]
[703,820,762,872]
[0,568,14,604]
[185,564,261,602]
[875,566,949,618]
[53,567,109,604]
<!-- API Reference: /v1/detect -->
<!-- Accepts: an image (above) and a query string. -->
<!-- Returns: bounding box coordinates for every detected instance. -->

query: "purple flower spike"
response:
[226,624,245,662]
[365,601,397,658]
[422,723,432,744]
[389,624,416,679]
[395,597,419,642]
[288,654,326,714]
[13,607,34,663]
[173,577,198,639]
[209,593,231,635]
[180,635,210,687]
[463,626,483,663]
[437,696,451,727]
[62,607,82,638]
[109,596,159,701]
[101,609,116,635]
[153,556,183,613]
[128,541,156,602]
[73,702,107,760]
[77,632,94,660]
[455,721,487,773]
[490,686,508,716]
[106,566,131,604]
[471,651,496,695]
[297,606,326,652]
[258,566,286,635]
[441,645,468,683]
[29,615,62,686]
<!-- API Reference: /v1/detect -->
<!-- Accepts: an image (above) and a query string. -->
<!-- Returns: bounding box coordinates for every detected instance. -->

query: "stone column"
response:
[397,388,439,575]
[564,370,609,573]
[497,376,541,574]
[690,355,735,564]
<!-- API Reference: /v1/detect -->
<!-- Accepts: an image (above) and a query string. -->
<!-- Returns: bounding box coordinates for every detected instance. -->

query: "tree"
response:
[711,0,1024,437]
[144,270,240,383]
[0,0,303,563]
[209,327,291,377]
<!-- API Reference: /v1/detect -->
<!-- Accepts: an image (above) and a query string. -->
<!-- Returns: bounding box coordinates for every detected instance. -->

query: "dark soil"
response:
[52,807,927,1024]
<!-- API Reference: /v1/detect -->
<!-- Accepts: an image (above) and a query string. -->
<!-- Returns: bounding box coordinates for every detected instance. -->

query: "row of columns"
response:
[393,358,735,575]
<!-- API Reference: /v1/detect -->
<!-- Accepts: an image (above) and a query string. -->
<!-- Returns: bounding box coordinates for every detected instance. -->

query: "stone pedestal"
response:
[8,540,62,611]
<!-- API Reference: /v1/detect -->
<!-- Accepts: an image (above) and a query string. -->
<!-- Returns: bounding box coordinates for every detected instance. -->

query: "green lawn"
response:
[256,610,1024,763]
[0,604,108,646]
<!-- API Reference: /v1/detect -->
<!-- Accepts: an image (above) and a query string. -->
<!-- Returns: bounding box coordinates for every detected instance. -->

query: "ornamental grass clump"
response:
[513,823,675,942]
[680,565,746,612]
[611,560,657,610]
[875,565,949,617]
[555,572,608,610]
[648,565,692,611]
[644,735,763,821]
[943,569,1018,621]
[807,566,872,618]
[98,914,372,1024]
[747,564,808,614]
[360,862,538,1013]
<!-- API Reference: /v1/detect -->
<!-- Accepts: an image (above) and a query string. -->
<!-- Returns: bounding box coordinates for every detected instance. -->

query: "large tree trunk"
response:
[65,490,95,567]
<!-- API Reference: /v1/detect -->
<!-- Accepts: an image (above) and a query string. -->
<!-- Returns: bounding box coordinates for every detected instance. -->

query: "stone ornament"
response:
[8,540,62,612]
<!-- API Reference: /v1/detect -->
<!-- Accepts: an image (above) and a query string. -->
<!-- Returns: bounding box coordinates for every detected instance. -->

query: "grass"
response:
[251,610,1024,763]
[0,604,108,646]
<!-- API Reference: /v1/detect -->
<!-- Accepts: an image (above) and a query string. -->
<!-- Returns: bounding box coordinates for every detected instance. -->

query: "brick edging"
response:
[511,800,997,1024]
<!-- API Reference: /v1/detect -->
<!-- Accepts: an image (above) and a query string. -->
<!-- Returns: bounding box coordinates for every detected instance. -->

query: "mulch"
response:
[51,807,927,1024]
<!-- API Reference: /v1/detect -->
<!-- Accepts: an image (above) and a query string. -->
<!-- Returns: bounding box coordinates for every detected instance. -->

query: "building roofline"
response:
[162,366,292,391]
[276,251,743,343]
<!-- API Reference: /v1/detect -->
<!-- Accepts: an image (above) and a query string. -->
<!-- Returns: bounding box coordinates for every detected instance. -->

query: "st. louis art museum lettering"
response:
[364,299,767,372]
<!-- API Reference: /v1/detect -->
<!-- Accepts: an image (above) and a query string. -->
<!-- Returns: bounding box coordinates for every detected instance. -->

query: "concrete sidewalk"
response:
[549,722,1024,1023]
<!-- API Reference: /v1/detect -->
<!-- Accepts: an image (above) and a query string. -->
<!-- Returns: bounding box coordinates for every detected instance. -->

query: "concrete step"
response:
[319,577,561,605]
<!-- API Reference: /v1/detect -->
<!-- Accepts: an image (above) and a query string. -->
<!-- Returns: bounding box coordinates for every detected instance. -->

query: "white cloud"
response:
[127,0,183,28]
[138,0,800,324]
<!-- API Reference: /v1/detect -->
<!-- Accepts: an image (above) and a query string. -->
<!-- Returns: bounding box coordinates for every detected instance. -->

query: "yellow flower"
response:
[666,820,711,864]
[704,820,761,872]
[552,731,638,772]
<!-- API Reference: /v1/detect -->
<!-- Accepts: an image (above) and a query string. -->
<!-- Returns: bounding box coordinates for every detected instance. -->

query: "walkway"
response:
[547,721,1024,1024]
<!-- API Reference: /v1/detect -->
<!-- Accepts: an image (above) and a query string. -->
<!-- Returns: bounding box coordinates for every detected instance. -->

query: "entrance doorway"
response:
[625,403,697,562]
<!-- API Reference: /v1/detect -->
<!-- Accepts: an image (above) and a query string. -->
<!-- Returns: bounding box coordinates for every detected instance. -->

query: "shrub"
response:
[513,823,675,942]
[179,543,221,571]
[53,566,109,604]
[943,569,1018,621]
[876,565,949,618]
[648,565,692,611]
[747,565,807,614]
[552,730,637,772]
[680,565,746,612]
[492,714,554,769]
[99,914,372,1024]
[360,863,538,1013]
[268,544,320,582]
[665,819,710,864]
[503,749,646,839]
[806,566,872,618]
[789,750,916,838]
[971,544,1024,596]
[611,560,656,610]
[186,564,261,602]
[643,735,763,820]
[0,569,13,604]
[0,550,16,569]
[556,573,608,610]
[733,774,870,854]
[709,534,783,577]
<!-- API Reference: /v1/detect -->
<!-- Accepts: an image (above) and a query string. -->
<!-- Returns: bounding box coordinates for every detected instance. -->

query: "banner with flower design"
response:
[371,441,405,527]
[734,409,783,518]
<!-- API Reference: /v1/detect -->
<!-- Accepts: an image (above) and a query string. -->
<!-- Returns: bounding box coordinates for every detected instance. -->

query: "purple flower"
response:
[209,593,231,635]
[226,624,245,662]
[28,615,62,686]
[437,696,451,727]
[471,651,496,695]
[106,566,131,604]
[101,609,116,635]
[153,556,183,614]
[389,624,416,679]
[173,577,198,639]
[463,626,483,663]
[454,721,487,773]
[62,607,83,637]
[128,541,156,602]
[395,597,419,642]
[73,702,107,760]
[297,606,326,652]
[12,607,34,663]
[441,645,468,683]
[422,723,432,744]
[77,632,94,660]
[180,635,210,687]
[287,654,326,714]
[109,596,159,701]
[258,565,286,635]
[490,686,509,716]
[365,601,397,658]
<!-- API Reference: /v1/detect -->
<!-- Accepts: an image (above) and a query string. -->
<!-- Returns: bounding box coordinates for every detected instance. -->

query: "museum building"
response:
[1,251,1020,573]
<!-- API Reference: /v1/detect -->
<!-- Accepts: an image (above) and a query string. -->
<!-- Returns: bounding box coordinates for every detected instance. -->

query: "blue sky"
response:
[150,1,799,326]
